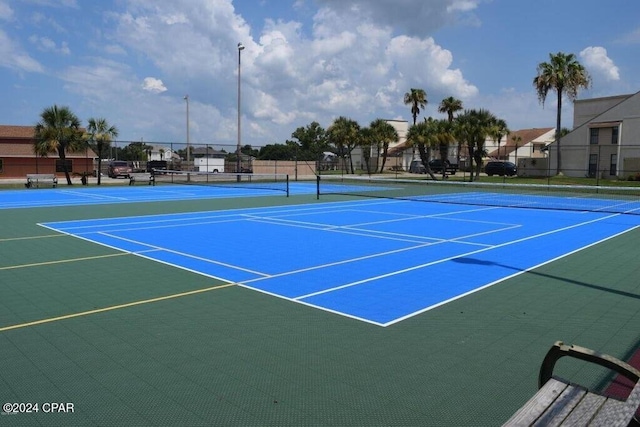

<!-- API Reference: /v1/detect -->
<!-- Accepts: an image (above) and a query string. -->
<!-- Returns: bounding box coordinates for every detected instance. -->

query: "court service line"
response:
[0,283,236,333]
[0,252,129,271]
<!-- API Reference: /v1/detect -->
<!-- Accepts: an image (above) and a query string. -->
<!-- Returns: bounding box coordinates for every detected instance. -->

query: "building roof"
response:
[0,125,35,139]
[486,127,554,158]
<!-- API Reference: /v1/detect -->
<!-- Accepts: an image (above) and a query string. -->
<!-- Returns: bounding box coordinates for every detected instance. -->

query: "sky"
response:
[2,0,639,149]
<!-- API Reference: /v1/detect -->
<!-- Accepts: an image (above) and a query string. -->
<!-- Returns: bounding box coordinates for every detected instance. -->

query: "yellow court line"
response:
[0,234,66,242]
[0,252,130,271]
[0,283,236,332]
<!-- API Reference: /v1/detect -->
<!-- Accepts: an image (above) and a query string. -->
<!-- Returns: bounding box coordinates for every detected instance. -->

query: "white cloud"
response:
[0,1,13,20]
[142,77,167,93]
[0,29,44,73]
[29,35,71,54]
[580,46,620,81]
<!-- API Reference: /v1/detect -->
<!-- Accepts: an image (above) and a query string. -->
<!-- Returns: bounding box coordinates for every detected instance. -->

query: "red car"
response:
[107,161,133,178]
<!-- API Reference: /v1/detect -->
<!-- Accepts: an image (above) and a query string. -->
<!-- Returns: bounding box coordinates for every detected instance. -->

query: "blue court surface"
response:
[0,181,314,209]
[41,197,640,326]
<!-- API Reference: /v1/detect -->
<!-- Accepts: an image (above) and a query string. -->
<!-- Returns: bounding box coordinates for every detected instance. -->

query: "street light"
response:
[184,94,190,172]
[237,42,245,179]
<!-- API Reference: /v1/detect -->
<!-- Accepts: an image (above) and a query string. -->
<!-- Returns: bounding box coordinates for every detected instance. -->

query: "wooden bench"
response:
[128,172,154,186]
[503,341,640,426]
[25,174,58,188]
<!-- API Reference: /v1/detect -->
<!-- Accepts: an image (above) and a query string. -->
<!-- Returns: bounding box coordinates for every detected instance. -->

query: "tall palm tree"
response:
[438,96,464,165]
[327,116,360,174]
[86,117,119,185]
[406,118,446,180]
[404,88,427,159]
[511,134,522,166]
[404,88,428,125]
[533,52,591,173]
[33,105,84,185]
[369,119,399,173]
[438,96,463,123]
[488,118,509,161]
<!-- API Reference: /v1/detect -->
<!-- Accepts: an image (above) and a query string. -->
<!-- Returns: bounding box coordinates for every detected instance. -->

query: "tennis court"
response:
[1,176,640,425]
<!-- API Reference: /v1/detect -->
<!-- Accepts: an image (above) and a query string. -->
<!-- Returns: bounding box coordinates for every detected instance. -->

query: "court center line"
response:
[0,252,129,271]
[0,283,236,333]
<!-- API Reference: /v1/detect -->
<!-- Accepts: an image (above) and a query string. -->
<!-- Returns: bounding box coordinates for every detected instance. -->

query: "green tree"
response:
[533,52,591,173]
[327,116,360,174]
[290,121,329,161]
[406,118,442,180]
[369,119,399,173]
[86,117,119,185]
[404,88,427,159]
[438,96,463,123]
[454,109,498,181]
[488,118,509,161]
[33,105,84,185]
[438,96,464,165]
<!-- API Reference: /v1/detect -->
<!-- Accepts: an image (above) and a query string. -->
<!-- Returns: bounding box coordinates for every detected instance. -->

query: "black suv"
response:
[428,159,458,174]
[484,161,517,176]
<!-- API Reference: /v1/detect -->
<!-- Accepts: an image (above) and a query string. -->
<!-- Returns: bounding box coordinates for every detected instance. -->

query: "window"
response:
[611,126,619,144]
[610,154,617,176]
[55,159,73,173]
[589,128,599,145]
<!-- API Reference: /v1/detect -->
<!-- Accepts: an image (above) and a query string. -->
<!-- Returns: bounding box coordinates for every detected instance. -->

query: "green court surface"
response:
[1,189,639,426]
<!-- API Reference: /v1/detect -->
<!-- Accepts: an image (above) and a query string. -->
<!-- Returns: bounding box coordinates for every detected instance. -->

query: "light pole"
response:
[237,42,245,178]
[184,94,190,172]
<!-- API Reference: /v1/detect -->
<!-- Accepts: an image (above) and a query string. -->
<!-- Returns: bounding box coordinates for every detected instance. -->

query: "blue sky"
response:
[2,0,639,148]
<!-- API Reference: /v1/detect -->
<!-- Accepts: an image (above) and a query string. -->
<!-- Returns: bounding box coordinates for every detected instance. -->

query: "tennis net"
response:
[316,175,640,215]
[153,170,289,196]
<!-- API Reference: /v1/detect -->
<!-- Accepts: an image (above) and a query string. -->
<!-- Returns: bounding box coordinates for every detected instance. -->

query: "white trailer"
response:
[195,158,225,173]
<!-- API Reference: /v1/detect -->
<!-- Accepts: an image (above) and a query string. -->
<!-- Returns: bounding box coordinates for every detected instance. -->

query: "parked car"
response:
[484,161,517,176]
[409,160,426,174]
[428,159,458,174]
[108,161,133,178]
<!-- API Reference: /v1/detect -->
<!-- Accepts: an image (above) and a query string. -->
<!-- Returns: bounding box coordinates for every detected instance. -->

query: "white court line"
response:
[292,211,630,302]
[385,223,640,327]
[57,190,128,200]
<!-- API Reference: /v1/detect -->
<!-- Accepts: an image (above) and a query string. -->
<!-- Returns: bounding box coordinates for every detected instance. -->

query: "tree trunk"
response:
[58,148,72,185]
[555,88,563,174]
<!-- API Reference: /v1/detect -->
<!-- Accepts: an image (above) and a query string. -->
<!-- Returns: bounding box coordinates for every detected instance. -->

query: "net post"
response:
[286,174,289,197]
[316,175,320,200]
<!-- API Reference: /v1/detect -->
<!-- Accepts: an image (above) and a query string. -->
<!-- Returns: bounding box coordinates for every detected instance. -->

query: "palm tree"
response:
[438,96,463,123]
[511,134,522,167]
[404,88,427,159]
[406,118,447,180]
[438,97,464,165]
[369,119,399,173]
[488,118,509,161]
[358,127,374,175]
[434,119,456,179]
[327,116,360,174]
[86,117,119,185]
[454,109,498,181]
[33,105,84,185]
[533,52,591,174]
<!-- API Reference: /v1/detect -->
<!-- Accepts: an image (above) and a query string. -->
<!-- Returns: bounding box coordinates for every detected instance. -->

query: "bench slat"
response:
[503,379,569,426]
[589,381,640,426]
[533,383,587,427]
